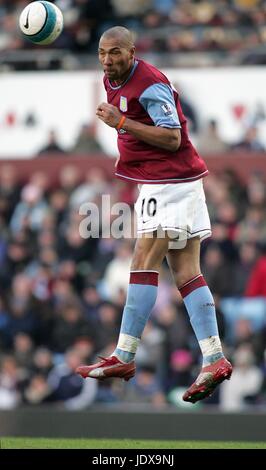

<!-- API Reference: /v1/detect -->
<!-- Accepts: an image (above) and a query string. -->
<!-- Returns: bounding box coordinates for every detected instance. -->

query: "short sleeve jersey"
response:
[104,59,208,184]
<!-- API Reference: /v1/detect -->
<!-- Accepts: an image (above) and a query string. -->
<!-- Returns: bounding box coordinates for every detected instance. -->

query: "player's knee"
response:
[131,257,155,270]
[131,249,146,270]
[132,237,168,271]
[131,250,161,271]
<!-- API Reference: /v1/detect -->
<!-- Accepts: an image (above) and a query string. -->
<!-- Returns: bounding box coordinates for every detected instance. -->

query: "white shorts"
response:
[135,179,211,245]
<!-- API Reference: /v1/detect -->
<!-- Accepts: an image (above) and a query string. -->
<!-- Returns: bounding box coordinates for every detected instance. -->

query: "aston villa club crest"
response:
[120,96,128,112]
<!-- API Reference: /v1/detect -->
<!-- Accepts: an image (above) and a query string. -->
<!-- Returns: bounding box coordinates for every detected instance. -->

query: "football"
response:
[19,1,63,45]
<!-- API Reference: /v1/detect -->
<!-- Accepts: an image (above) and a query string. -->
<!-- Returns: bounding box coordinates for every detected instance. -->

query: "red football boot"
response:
[75,355,136,382]
[183,357,233,404]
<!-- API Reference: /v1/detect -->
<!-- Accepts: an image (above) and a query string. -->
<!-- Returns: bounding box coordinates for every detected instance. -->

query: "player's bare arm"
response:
[96,102,181,152]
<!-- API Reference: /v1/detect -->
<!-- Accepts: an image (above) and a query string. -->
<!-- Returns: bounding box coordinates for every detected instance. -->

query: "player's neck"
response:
[113,60,135,87]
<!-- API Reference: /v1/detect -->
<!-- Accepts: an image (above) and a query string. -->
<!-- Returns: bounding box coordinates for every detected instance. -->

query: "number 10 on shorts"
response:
[141,197,157,222]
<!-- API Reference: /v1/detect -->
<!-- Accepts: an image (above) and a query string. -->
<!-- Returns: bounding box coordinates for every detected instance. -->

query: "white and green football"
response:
[19,1,63,45]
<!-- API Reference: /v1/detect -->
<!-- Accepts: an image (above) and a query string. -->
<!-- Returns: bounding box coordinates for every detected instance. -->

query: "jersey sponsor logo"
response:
[161,103,173,116]
[120,96,128,112]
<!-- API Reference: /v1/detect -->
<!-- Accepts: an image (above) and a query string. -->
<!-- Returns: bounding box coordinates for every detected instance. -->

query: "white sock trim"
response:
[179,273,202,289]
[199,336,222,357]
[130,270,159,274]
[117,333,140,354]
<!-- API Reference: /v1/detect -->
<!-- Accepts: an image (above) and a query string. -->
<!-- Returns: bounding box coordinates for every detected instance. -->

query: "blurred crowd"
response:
[0,161,266,411]
[1,0,266,63]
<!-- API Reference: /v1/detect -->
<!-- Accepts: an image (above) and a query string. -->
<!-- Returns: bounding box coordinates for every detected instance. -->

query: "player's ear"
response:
[129,46,135,59]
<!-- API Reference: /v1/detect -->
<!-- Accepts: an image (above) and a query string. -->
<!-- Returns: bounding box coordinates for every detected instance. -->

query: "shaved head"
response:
[98,26,136,83]
[100,26,135,50]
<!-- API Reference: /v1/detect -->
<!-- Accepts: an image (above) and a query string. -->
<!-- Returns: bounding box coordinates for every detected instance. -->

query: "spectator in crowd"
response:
[31,347,54,377]
[197,119,228,155]
[167,349,195,391]
[5,274,41,348]
[13,332,34,369]
[95,301,121,352]
[233,317,265,363]
[10,183,49,234]
[246,171,266,206]
[256,349,266,405]
[135,320,166,375]
[245,245,266,297]
[23,374,51,406]
[58,165,81,197]
[50,303,93,353]
[102,240,133,300]
[47,348,98,409]
[123,366,167,408]
[0,165,21,225]
[49,188,70,228]
[231,242,258,296]
[232,125,265,152]
[202,243,235,296]
[37,130,66,156]
[236,206,266,245]
[72,124,102,155]
[220,343,263,410]
[154,301,192,357]
[0,356,21,409]
[69,167,110,209]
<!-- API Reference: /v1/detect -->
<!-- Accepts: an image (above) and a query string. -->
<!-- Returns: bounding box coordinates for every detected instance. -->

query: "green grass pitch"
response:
[1,438,266,449]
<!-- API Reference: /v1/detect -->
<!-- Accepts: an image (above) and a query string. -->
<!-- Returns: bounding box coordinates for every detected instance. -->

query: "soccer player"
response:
[76,27,232,403]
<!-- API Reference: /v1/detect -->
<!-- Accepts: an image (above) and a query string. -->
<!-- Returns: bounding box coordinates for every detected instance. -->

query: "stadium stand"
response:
[1,0,266,69]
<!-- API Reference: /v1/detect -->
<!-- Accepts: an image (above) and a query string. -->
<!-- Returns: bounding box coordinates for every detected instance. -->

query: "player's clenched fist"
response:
[96,102,122,128]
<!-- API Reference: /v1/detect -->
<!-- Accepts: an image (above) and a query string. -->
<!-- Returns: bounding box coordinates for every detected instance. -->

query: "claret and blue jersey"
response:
[139,81,181,130]
[104,58,208,184]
